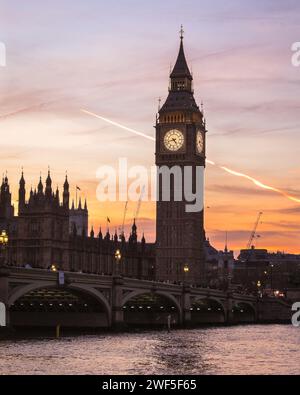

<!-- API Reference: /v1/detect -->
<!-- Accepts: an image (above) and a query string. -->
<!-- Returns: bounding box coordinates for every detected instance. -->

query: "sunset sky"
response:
[1,0,300,254]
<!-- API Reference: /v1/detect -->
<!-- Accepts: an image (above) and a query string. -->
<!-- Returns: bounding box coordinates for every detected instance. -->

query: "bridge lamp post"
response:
[0,230,8,267]
[183,264,189,284]
[257,280,262,297]
[50,264,57,272]
[115,249,122,276]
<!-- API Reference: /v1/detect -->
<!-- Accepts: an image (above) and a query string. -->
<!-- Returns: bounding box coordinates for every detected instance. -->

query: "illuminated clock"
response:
[164,129,184,152]
[196,130,204,154]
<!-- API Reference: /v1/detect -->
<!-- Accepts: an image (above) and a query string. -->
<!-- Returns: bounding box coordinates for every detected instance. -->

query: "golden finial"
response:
[180,25,184,41]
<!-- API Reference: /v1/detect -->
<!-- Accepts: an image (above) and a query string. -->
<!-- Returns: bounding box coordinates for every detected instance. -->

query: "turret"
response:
[90,226,94,238]
[0,174,14,219]
[114,230,118,243]
[37,176,43,194]
[18,171,26,213]
[104,230,110,242]
[63,174,70,209]
[55,186,60,205]
[141,233,146,244]
[45,169,52,198]
[141,233,146,251]
[131,219,137,243]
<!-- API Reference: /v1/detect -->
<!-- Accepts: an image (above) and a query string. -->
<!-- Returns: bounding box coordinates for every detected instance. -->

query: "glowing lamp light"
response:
[50,264,57,272]
[183,265,189,274]
[0,230,8,246]
[115,249,122,262]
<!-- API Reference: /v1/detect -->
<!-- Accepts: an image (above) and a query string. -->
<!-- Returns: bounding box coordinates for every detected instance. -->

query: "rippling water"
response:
[0,325,299,375]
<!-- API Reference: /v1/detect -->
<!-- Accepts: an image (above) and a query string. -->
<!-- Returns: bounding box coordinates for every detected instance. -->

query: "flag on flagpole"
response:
[107,217,111,223]
[76,186,81,191]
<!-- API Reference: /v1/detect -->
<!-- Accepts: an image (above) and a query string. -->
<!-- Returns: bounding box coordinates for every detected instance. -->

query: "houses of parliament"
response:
[0,33,230,286]
[0,170,156,280]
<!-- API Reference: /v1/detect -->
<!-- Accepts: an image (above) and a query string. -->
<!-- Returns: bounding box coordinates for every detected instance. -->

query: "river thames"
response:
[0,325,299,375]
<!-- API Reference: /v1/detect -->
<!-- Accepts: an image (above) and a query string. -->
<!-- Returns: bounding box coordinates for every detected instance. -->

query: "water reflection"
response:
[0,325,299,375]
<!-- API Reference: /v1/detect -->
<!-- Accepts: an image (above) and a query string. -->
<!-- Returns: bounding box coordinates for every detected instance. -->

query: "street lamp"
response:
[50,264,58,272]
[0,230,8,266]
[183,264,189,285]
[183,264,189,274]
[115,249,122,275]
[257,280,262,297]
[0,230,8,246]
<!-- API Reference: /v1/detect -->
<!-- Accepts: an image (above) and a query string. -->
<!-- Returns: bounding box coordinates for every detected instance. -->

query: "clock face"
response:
[196,131,204,154]
[164,129,184,152]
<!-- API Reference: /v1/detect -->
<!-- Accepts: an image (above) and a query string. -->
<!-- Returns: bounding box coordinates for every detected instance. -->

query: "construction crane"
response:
[246,211,263,250]
[119,201,128,240]
[134,185,146,222]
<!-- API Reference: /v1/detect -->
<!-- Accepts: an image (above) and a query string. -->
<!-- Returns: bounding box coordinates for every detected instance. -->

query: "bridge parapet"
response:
[0,267,292,329]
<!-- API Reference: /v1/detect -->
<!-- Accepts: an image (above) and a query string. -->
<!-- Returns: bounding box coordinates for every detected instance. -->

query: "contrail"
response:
[81,109,300,204]
[81,109,155,141]
[219,165,300,203]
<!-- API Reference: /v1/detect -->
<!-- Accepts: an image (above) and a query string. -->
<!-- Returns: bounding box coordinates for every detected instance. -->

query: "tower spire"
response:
[170,26,192,80]
[159,27,198,114]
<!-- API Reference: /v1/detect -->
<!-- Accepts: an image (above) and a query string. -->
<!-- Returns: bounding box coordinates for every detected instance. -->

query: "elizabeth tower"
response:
[155,30,206,285]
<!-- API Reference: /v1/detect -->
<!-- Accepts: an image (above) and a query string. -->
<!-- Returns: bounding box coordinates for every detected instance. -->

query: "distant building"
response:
[234,247,300,292]
[204,235,234,289]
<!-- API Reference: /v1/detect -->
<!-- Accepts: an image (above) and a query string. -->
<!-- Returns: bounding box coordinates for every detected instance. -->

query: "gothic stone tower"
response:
[16,171,70,270]
[155,30,206,285]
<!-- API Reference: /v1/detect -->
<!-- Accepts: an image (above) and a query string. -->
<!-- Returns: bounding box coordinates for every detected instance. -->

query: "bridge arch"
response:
[122,290,182,315]
[193,296,226,314]
[8,283,111,328]
[191,296,226,324]
[8,282,54,306]
[122,290,182,326]
[232,301,256,323]
[68,284,111,323]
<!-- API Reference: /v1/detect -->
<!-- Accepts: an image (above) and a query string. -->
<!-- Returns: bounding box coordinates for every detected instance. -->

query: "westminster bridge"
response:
[0,267,292,329]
